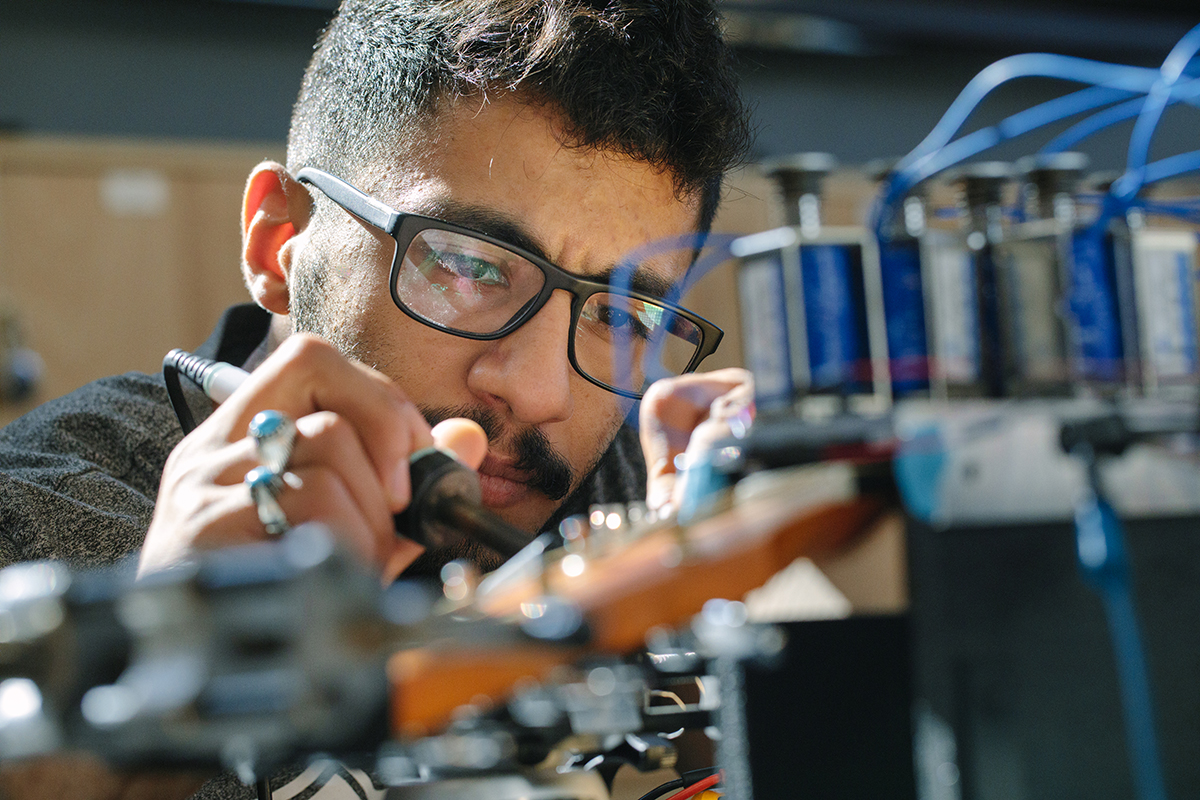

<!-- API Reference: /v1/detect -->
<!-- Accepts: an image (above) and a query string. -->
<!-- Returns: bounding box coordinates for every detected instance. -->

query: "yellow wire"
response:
[649,689,687,710]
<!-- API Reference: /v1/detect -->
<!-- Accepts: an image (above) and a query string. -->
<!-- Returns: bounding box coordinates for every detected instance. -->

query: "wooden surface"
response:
[0,754,211,800]
[477,497,882,653]
[389,464,886,738]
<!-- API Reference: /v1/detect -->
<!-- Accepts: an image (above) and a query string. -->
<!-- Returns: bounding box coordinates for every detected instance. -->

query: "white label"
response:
[1000,235,1065,383]
[738,255,792,403]
[925,233,979,383]
[1132,229,1198,385]
[100,169,170,217]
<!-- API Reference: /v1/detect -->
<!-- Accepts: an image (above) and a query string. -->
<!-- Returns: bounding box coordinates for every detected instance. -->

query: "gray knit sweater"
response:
[0,304,647,798]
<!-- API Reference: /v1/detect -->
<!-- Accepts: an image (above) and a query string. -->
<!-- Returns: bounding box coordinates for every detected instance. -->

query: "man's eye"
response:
[423,251,508,286]
[589,302,654,340]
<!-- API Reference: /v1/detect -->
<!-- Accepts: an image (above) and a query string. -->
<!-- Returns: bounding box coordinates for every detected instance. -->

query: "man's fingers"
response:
[291,411,395,550]
[274,467,380,564]
[209,335,434,510]
[640,368,752,455]
[640,368,754,513]
[646,471,677,514]
[207,410,398,558]
[187,467,380,565]
[142,335,442,579]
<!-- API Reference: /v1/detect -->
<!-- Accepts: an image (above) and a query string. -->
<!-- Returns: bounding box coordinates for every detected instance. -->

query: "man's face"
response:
[290,97,700,538]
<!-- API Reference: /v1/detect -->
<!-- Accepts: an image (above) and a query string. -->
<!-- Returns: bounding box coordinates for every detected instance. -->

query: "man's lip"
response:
[477,454,532,484]
[476,454,533,508]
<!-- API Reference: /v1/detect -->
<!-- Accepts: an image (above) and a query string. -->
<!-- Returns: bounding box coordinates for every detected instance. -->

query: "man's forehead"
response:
[351,96,704,288]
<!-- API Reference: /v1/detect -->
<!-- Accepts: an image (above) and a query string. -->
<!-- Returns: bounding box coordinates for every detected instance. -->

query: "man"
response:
[0,0,751,795]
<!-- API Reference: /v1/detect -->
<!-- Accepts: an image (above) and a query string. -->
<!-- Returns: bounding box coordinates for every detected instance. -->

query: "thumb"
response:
[431,418,488,470]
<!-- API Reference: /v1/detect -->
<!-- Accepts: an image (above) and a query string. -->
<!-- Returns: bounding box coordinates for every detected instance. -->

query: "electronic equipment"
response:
[722,25,1200,800]
[0,462,886,800]
[739,154,891,415]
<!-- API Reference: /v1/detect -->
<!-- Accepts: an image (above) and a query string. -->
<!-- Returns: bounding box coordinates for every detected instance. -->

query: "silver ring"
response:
[249,410,297,474]
[245,465,289,535]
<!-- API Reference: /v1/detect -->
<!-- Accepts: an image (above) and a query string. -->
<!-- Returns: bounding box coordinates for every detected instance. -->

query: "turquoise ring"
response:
[248,409,297,474]
[245,465,289,535]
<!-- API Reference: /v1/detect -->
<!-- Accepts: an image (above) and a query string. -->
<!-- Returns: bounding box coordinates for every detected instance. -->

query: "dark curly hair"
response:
[287,0,752,232]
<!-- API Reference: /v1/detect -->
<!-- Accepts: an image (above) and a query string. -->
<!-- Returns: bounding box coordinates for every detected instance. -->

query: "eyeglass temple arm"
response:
[295,167,401,233]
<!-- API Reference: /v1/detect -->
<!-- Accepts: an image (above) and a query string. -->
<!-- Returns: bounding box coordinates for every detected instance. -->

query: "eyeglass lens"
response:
[391,228,703,394]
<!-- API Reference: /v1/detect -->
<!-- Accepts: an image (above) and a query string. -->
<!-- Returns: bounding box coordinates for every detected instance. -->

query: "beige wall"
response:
[0,136,280,424]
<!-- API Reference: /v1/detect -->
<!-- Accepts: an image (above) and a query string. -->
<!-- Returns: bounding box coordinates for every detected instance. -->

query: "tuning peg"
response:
[440,560,480,605]
[588,504,630,553]
[558,514,588,554]
[624,501,651,527]
[588,504,625,532]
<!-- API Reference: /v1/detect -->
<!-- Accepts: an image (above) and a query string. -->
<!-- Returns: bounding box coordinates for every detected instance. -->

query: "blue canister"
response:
[1069,228,1126,383]
[878,236,931,395]
[799,242,873,394]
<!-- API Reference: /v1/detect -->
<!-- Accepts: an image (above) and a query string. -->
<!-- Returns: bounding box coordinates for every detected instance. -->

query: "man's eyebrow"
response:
[419,199,681,300]
[591,265,675,300]
[424,200,551,262]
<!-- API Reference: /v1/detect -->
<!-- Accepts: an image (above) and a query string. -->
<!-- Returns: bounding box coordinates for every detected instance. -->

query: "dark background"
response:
[1,0,1197,169]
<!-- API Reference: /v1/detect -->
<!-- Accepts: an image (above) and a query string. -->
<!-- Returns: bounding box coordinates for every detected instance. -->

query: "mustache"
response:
[421,405,573,502]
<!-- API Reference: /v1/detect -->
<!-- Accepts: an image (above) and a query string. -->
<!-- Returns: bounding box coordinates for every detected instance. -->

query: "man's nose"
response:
[466,291,575,424]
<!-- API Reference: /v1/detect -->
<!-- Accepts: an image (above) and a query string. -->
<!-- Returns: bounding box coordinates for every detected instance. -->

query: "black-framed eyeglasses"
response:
[295,167,723,399]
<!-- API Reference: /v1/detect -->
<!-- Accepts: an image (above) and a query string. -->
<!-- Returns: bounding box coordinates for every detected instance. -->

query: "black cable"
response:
[256,777,272,800]
[162,350,198,434]
[635,778,684,800]
[635,766,721,800]
[163,349,234,434]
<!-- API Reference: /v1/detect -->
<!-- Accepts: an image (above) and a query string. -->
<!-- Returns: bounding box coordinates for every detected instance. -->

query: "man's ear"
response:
[242,162,308,316]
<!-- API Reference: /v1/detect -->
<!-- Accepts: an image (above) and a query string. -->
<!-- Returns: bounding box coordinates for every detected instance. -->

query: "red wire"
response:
[663,771,722,800]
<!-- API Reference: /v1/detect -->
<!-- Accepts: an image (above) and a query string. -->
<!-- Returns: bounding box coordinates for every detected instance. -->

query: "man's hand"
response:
[639,368,754,514]
[141,334,485,582]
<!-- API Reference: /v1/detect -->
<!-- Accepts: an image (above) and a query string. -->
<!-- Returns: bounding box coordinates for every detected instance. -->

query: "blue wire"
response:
[1125,24,1200,188]
[1074,490,1169,800]
[1141,149,1200,186]
[876,29,1200,238]
[1086,148,1200,237]
[896,84,1126,191]
[877,54,1165,236]
[895,54,1161,177]
[886,84,1139,206]
[876,52,1184,240]
[876,83,1138,238]
[1106,24,1200,226]
[1136,200,1200,225]
[1042,77,1200,154]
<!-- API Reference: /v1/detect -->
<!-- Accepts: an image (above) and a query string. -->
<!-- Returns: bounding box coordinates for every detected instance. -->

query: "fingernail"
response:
[647,480,673,511]
[647,488,665,510]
